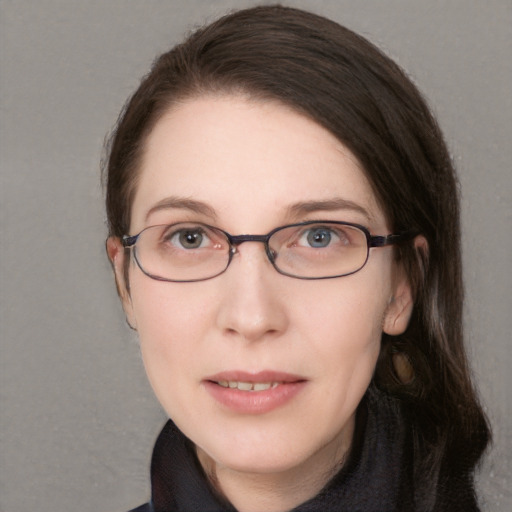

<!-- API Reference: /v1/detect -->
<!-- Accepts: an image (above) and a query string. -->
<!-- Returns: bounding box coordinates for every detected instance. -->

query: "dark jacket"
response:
[128,387,479,512]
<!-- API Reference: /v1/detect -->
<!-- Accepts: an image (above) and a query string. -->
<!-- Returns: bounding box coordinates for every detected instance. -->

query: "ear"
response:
[106,237,137,330]
[383,235,427,336]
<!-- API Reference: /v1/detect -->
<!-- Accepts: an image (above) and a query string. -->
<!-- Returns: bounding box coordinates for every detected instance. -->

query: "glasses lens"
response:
[134,223,231,281]
[269,222,369,278]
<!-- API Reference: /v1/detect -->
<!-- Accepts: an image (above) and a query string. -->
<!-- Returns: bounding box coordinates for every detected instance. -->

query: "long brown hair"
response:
[104,4,490,506]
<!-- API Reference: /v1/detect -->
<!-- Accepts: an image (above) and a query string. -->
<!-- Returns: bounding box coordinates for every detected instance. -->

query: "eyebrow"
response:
[286,198,374,223]
[145,196,217,221]
[145,196,373,225]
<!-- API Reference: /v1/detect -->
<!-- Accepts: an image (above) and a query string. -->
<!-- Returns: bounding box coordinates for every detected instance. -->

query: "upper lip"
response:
[204,370,306,383]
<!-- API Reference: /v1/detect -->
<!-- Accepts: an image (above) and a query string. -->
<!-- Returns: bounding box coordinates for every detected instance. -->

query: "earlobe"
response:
[106,237,137,329]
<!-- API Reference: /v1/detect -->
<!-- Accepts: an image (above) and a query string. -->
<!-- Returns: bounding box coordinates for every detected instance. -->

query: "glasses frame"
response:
[122,220,415,282]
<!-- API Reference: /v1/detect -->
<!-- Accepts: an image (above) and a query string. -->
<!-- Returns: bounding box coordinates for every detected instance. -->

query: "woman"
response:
[104,5,489,511]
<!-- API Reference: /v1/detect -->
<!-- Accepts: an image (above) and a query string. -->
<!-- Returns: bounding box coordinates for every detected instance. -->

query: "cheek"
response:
[304,274,389,345]
[128,275,217,412]
[130,268,216,338]
[298,274,390,382]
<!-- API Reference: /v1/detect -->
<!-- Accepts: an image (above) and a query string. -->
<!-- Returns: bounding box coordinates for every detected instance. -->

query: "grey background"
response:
[1,0,510,511]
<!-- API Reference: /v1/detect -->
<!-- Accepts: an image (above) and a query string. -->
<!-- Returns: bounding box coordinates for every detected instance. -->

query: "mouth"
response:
[203,371,307,414]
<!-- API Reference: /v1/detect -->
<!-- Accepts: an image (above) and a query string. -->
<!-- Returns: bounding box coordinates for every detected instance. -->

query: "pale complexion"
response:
[108,95,414,512]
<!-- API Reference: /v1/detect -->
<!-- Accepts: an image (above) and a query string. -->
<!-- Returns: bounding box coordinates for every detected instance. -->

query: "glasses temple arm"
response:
[369,231,417,247]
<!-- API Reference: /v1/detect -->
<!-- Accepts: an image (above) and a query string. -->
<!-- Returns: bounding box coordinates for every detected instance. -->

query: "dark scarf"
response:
[131,387,421,512]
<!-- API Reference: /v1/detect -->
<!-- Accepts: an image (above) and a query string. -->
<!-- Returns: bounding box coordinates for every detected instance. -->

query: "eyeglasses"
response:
[122,220,412,282]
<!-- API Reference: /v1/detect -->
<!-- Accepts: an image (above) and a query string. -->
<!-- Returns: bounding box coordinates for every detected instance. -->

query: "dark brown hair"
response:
[104,4,489,506]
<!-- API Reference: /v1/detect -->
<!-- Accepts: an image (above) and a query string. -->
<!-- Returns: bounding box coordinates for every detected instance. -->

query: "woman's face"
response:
[109,95,413,479]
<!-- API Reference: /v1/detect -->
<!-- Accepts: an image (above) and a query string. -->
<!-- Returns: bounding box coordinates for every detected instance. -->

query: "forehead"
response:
[131,95,386,233]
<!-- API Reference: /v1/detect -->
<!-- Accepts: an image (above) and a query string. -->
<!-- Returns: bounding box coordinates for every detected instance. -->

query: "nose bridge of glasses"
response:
[227,233,277,264]
[228,233,270,246]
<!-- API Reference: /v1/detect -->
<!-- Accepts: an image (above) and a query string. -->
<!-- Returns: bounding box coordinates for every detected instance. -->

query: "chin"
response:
[195,419,344,476]
[202,443,310,475]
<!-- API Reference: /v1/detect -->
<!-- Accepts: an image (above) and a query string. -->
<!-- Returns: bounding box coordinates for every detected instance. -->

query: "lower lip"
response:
[203,380,307,414]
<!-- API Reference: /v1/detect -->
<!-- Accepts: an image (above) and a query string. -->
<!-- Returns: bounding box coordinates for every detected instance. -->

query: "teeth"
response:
[216,380,280,391]
[253,382,272,391]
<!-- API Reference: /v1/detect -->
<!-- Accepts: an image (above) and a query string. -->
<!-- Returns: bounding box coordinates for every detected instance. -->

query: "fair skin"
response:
[107,95,414,512]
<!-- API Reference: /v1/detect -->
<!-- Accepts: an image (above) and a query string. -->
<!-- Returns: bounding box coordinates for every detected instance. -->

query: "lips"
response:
[203,371,307,414]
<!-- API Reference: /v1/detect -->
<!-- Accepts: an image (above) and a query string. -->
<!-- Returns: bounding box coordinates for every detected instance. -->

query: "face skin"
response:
[108,95,414,512]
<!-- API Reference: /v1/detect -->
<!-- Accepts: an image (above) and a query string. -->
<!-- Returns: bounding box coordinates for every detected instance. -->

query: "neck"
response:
[196,418,354,512]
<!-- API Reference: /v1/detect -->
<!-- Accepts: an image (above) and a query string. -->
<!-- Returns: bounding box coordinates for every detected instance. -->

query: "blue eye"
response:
[306,228,332,248]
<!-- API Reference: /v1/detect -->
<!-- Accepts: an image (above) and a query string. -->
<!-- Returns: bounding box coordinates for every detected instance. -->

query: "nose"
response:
[215,243,289,343]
